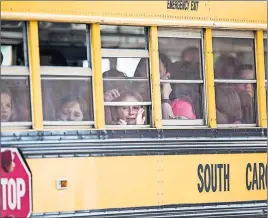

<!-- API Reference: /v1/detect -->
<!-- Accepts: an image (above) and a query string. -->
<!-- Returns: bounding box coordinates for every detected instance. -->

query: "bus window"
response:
[100,25,146,49]
[101,25,151,126]
[212,31,256,125]
[1,21,26,66]
[158,28,205,126]
[38,22,94,125]
[1,21,31,126]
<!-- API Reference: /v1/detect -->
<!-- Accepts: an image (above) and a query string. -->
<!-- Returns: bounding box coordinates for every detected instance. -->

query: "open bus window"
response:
[212,31,257,125]
[38,22,94,125]
[101,25,151,126]
[1,21,31,127]
[158,28,205,125]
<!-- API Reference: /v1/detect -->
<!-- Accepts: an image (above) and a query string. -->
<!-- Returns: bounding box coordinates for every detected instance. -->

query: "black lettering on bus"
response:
[246,163,252,190]
[218,164,223,191]
[252,163,258,190]
[178,1,182,9]
[167,0,199,11]
[211,164,217,192]
[197,164,204,193]
[224,164,230,191]
[191,1,199,10]
[204,164,211,192]
[258,163,265,190]
[167,0,171,9]
[264,163,266,188]
[184,1,190,10]
[197,164,230,193]
[246,163,267,191]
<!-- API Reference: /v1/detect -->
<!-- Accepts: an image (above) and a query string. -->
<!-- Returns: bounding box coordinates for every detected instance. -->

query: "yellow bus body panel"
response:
[1,1,267,28]
[27,153,266,213]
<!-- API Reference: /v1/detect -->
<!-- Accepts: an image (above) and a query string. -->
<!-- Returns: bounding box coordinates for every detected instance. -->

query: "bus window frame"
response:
[1,21,32,129]
[212,30,257,127]
[101,49,149,58]
[101,25,153,128]
[158,28,207,127]
[212,30,255,39]
[38,22,95,127]
[41,69,94,126]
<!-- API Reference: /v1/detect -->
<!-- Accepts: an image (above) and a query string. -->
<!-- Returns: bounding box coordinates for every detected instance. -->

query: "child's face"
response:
[239,69,254,80]
[59,101,83,121]
[236,83,253,97]
[183,51,199,63]
[1,92,12,122]
[116,96,141,125]
[235,69,254,97]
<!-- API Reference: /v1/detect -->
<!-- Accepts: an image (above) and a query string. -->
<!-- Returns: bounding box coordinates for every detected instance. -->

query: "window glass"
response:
[1,79,31,123]
[101,25,146,49]
[41,79,93,121]
[158,28,204,123]
[103,58,150,101]
[39,22,94,123]
[158,37,202,72]
[101,25,151,126]
[1,21,26,66]
[213,38,255,79]
[1,21,31,124]
[213,35,256,125]
[39,22,87,67]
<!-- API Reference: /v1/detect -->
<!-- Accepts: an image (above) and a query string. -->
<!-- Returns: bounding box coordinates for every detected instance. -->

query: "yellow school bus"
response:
[1,1,267,217]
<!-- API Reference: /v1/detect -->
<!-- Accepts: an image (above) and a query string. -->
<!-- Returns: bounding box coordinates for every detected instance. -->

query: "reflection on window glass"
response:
[100,25,146,49]
[213,38,255,79]
[41,79,93,121]
[159,38,201,65]
[1,21,26,66]
[215,84,256,124]
[0,78,31,122]
[38,22,88,67]
[213,36,256,125]
[158,29,204,122]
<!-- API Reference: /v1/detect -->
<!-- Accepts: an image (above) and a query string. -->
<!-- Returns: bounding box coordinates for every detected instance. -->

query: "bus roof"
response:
[1,1,267,30]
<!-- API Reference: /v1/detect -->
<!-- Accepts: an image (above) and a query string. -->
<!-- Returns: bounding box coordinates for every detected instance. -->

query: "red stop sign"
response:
[1,148,32,218]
